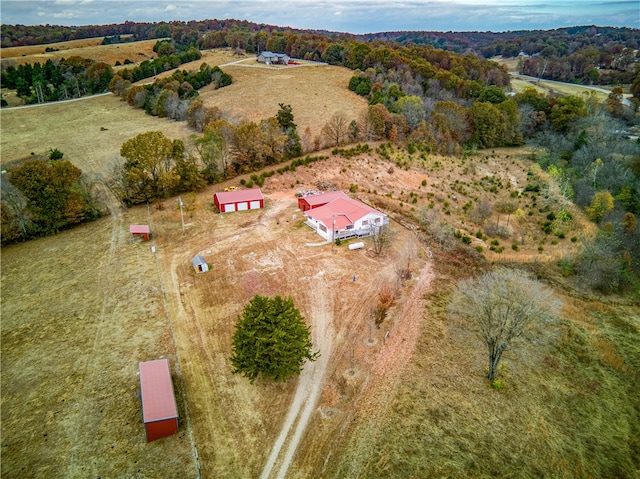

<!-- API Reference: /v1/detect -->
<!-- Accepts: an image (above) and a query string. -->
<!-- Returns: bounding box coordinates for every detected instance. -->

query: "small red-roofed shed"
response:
[130,224,150,241]
[139,359,179,442]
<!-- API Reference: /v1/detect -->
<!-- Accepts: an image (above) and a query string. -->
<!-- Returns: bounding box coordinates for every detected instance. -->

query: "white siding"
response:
[223,203,236,212]
[249,200,261,209]
[237,202,249,211]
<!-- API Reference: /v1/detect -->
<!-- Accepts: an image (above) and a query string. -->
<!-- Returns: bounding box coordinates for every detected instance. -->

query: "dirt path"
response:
[260,278,334,479]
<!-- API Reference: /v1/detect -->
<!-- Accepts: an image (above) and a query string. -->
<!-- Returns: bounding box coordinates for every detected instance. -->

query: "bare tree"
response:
[418,207,456,250]
[471,197,493,224]
[448,268,559,381]
[371,222,393,255]
[321,112,349,147]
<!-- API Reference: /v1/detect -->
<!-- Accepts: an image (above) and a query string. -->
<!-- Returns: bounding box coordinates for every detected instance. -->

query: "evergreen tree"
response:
[276,103,302,158]
[230,295,319,383]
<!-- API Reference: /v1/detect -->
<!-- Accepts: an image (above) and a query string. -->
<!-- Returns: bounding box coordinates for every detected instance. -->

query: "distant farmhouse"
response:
[257,51,290,65]
[302,192,388,242]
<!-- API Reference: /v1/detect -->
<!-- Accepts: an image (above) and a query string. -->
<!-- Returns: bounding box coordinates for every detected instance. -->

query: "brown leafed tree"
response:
[321,111,350,147]
[448,268,559,381]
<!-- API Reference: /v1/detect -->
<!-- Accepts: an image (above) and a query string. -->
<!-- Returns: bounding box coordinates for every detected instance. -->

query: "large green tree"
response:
[276,103,302,158]
[119,130,180,203]
[230,295,319,383]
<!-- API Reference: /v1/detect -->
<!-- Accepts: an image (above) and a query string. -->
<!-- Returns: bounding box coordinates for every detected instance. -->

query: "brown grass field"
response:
[2,40,639,479]
[0,37,159,67]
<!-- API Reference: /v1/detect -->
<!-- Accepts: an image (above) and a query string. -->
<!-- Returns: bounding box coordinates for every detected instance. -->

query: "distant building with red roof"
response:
[303,193,388,241]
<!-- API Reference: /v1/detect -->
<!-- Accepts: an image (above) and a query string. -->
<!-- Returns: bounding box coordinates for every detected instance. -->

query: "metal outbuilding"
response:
[192,255,209,273]
[213,188,264,213]
[139,359,179,442]
[297,191,348,212]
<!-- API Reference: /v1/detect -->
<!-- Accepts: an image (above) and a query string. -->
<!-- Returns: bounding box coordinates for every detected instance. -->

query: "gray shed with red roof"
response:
[139,359,179,442]
[214,188,264,213]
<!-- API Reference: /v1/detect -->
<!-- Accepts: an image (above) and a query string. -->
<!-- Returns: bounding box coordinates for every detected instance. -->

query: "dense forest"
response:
[2,20,639,292]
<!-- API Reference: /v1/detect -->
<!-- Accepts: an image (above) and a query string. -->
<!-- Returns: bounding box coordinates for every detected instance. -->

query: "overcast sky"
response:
[1,1,638,34]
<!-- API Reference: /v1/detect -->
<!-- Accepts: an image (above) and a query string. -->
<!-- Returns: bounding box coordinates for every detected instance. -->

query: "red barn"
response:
[214,188,264,213]
[130,224,150,241]
[297,191,348,211]
[139,359,179,442]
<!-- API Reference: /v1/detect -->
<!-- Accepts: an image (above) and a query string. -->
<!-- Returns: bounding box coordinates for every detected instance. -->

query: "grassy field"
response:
[0,37,159,67]
[2,40,639,479]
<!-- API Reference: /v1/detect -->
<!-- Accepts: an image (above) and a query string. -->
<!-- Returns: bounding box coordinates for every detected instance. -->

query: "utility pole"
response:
[178,197,185,232]
[332,215,336,251]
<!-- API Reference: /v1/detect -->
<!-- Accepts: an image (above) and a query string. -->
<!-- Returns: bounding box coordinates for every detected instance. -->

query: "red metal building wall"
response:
[145,418,179,442]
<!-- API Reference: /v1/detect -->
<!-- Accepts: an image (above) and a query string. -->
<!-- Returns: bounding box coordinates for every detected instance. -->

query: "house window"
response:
[320,224,327,232]
[362,220,369,226]
[375,217,381,223]
[345,224,354,230]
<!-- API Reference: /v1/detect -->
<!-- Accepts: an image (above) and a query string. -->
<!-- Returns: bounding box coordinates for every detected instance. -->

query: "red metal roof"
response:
[139,359,178,423]
[214,188,264,204]
[301,191,348,207]
[305,197,384,229]
[130,225,150,234]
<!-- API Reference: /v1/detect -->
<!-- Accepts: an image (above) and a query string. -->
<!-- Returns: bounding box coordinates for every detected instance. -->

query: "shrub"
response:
[484,223,512,239]
[462,235,472,244]
[512,243,519,251]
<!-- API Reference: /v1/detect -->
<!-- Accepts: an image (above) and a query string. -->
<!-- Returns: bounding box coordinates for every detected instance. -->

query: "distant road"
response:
[3,92,112,110]
[511,73,633,107]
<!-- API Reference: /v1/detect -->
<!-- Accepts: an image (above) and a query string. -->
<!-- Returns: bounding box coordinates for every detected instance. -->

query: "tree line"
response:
[0,40,202,105]
[109,62,231,121]
[1,151,103,245]
[109,103,302,205]
[1,57,113,104]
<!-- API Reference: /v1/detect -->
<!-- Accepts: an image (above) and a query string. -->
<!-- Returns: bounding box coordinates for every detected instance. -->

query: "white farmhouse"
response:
[303,193,388,242]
